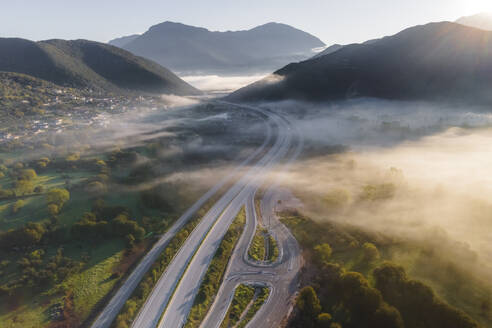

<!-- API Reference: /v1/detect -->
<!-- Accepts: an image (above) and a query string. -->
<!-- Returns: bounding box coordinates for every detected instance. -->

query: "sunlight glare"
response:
[463,0,492,15]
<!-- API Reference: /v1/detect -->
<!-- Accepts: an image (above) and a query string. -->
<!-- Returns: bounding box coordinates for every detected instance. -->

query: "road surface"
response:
[92,102,303,328]
[199,120,304,328]
[133,104,293,328]
[91,106,274,328]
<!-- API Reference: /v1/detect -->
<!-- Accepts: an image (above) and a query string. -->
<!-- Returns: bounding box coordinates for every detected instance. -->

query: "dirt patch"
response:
[50,290,78,328]
[113,239,151,275]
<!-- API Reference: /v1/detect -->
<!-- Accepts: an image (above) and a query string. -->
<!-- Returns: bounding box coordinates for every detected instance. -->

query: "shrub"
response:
[362,242,380,263]
[11,200,26,214]
[314,243,332,266]
[48,203,60,216]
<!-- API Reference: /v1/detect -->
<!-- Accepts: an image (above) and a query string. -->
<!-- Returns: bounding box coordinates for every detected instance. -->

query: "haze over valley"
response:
[1,2,492,328]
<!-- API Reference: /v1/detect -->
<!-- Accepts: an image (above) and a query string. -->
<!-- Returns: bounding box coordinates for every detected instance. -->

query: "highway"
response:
[92,102,303,328]
[91,105,274,328]
[155,112,293,327]
[199,120,304,328]
[133,104,294,328]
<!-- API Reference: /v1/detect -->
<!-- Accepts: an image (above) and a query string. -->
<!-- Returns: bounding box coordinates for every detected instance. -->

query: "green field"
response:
[0,240,125,328]
[0,101,268,328]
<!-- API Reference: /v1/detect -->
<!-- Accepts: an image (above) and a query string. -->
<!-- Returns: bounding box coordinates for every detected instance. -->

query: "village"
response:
[0,92,163,146]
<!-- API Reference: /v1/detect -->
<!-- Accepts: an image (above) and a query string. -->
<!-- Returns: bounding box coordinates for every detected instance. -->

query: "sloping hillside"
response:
[0,38,200,95]
[312,44,344,59]
[456,12,492,31]
[228,22,492,104]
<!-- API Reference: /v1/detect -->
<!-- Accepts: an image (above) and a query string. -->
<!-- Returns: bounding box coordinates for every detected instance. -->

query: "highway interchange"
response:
[91,102,303,328]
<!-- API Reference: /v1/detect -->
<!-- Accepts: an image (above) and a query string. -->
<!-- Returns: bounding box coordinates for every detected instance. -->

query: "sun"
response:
[463,0,492,15]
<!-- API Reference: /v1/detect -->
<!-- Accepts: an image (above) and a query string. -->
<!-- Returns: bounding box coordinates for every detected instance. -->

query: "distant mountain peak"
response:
[108,21,325,75]
[148,21,209,33]
[252,22,292,29]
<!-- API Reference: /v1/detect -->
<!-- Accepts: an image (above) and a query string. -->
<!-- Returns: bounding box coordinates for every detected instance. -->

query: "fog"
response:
[160,94,200,107]
[265,99,492,285]
[180,74,267,94]
[9,95,492,280]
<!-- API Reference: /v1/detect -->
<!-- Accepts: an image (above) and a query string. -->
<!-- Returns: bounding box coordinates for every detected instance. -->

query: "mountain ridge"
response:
[456,12,492,31]
[109,21,325,75]
[0,37,200,95]
[228,21,492,105]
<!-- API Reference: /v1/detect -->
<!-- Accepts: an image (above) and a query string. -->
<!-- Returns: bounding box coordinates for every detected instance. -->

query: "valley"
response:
[2,4,492,328]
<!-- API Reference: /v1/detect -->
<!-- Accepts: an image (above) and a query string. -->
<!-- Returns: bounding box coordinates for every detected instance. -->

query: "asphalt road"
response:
[131,104,294,328]
[92,102,303,328]
[199,122,304,328]
[91,106,274,328]
[156,115,293,327]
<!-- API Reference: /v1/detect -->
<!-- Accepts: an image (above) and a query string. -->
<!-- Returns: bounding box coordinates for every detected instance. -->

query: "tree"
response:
[0,189,14,199]
[15,179,34,195]
[340,272,382,316]
[373,262,479,328]
[317,313,332,327]
[314,243,332,266]
[112,215,145,241]
[85,181,106,194]
[18,169,37,181]
[36,157,50,170]
[297,286,322,326]
[12,200,26,214]
[125,234,135,249]
[47,203,59,216]
[65,153,80,162]
[362,242,380,263]
[371,304,404,328]
[47,188,70,209]
[0,222,46,249]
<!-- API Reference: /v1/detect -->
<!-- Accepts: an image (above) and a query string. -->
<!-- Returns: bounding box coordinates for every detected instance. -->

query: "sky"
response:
[1,0,491,45]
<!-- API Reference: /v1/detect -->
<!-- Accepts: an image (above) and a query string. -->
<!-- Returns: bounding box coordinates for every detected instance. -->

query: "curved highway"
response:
[92,102,302,328]
[199,118,304,328]
[155,108,294,328]
[91,105,273,328]
[129,103,298,328]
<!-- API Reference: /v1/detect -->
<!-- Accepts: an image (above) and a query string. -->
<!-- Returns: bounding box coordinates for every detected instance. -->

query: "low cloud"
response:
[160,94,199,107]
[180,74,268,94]
[262,99,492,284]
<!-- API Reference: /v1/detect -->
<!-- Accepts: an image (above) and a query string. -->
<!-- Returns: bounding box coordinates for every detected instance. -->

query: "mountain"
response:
[312,44,344,59]
[108,34,140,48]
[228,22,492,104]
[0,38,200,95]
[456,12,492,31]
[108,21,325,75]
